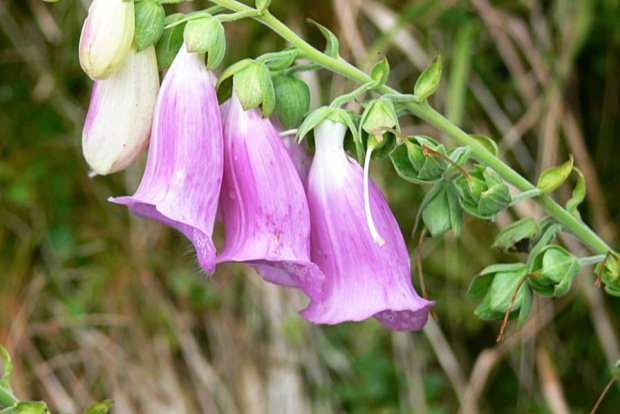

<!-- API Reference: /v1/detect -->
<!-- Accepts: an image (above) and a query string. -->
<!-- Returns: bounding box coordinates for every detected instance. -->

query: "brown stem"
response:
[496,274,531,342]
[417,228,438,321]
[372,126,407,145]
[422,145,472,181]
[590,374,618,414]
[595,251,612,288]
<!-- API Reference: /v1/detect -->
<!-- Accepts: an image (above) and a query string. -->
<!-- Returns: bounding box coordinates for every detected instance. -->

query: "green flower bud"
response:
[529,246,582,297]
[389,135,448,184]
[134,0,165,52]
[595,252,620,297]
[455,165,511,220]
[273,75,310,129]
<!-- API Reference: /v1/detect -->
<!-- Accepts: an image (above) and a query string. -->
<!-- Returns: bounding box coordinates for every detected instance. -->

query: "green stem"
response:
[330,81,375,108]
[509,189,543,206]
[0,385,17,409]
[207,0,613,255]
[580,255,608,267]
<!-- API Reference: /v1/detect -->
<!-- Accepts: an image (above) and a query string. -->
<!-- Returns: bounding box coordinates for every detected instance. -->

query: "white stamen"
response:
[279,128,298,137]
[364,146,385,246]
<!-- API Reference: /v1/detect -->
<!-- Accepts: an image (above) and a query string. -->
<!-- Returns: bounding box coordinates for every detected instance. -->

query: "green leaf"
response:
[566,167,586,219]
[84,400,113,414]
[232,61,275,116]
[492,218,540,252]
[474,292,504,321]
[307,19,340,58]
[370,57,390,86]
[414,51,442,101]
[0,346,12,384]
[537,156,574,193]
[470,134,498,156]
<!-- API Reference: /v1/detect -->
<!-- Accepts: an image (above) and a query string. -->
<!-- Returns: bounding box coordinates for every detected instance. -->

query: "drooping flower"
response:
[79,0,135,80]
[110,45,223,274]
[301,119,434,331]
[217,92,324,301]
[83,46,159,176]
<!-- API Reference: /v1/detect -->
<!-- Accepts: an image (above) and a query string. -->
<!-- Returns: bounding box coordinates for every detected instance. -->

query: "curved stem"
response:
[208,0,613,255]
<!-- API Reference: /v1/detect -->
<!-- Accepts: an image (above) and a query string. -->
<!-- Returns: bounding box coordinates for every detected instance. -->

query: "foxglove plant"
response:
[79,0,135,80]
[82,46,159,176]
[301,119,434,331]
[110,45,223,274]
[62,0,618,339]
[217,92,324,301]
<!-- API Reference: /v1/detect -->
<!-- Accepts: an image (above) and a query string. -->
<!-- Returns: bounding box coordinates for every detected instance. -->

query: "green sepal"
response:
[492,218,540,253]
[155,14,187,71]
[527,223,562,265]
[467,263,526,300]
[422,181,462,237]
[183,15,226,69]
[134,0,165,52]
[370,57,390,86]
[414,51,442,101]
[298,107,360,154]
[359,98,398,160]
[537,156,574,193]
[273,75,310,129]
[217,60,275,117]
[307,19,340,58]
[488,265,529,312]
[566,167,586,220]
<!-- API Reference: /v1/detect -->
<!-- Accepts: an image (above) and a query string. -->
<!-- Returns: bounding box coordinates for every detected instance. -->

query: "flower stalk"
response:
[207,0,613,256]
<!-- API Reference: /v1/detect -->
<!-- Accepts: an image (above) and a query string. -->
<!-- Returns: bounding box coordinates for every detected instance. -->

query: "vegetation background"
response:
[1,0,620,412]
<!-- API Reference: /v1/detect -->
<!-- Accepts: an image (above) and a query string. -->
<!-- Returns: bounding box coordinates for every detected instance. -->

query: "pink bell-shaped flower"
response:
[217,93,324,301]
[110,46,223,274]
[301,119,434,331]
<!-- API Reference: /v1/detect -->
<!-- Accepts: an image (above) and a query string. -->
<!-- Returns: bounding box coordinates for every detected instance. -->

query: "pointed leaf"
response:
[370,57,390,86]
[307,19,340,58]
[84,400,114,414]
[566,167,586,219]
[537,156,574,193]
[492,218,540,252]
[414,51,442,101]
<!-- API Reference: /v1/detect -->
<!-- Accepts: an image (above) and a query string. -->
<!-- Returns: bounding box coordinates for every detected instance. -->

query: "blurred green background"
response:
[1,0,620,412]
